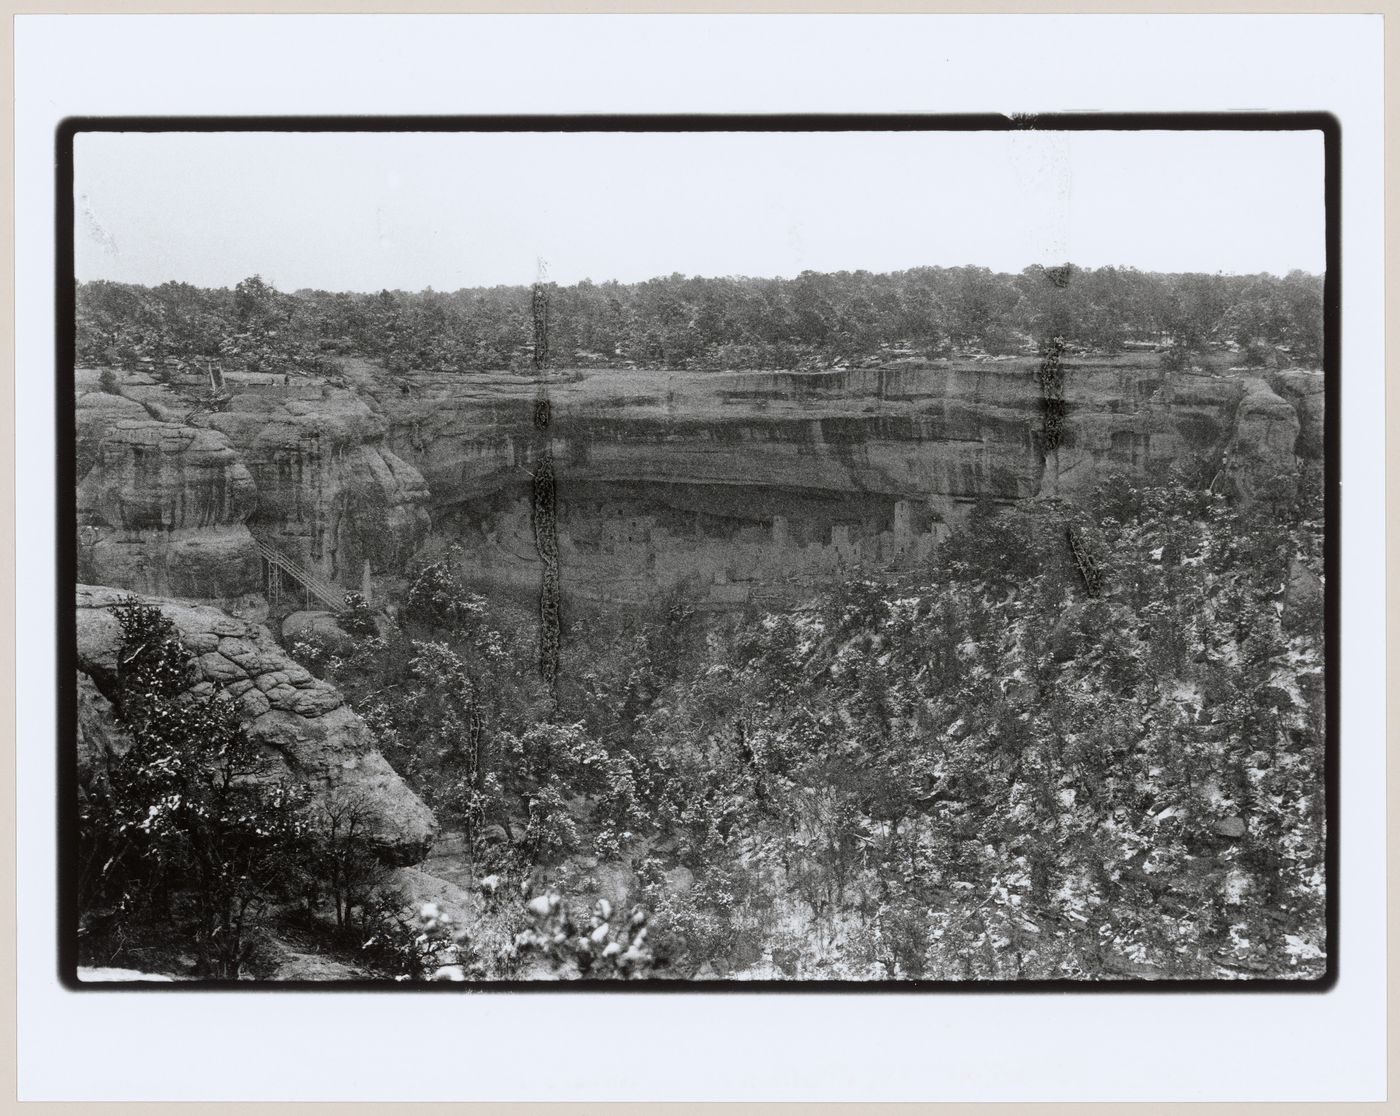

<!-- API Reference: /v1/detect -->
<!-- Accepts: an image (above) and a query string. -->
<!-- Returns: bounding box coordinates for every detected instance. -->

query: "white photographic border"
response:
[14,13,1386,1103]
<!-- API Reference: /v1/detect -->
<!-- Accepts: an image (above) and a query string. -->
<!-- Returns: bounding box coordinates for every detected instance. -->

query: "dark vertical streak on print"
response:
[1036,336,1067,455]
[530,281,560,688]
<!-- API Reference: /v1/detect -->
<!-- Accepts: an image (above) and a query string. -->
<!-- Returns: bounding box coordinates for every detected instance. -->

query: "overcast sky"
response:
[74,129,1325,292]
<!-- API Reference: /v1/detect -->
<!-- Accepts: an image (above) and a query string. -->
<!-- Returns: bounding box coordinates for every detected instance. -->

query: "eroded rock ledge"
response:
[75,584,437,865]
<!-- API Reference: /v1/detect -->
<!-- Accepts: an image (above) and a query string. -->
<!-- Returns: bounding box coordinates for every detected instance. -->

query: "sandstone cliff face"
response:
[74,391,151,476]
[76,584,437,864]
[1221,376,1304,500]
[202,390,430,583]
[74,358,1319,607]
[1271,368,1325,455]
[372,358,1319,606]
[75,370,432,602]
[75,413,262,599]
[1040,367,1305,499]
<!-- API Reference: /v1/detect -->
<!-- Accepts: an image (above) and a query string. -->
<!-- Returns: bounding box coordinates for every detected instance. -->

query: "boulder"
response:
[663,865,697,897]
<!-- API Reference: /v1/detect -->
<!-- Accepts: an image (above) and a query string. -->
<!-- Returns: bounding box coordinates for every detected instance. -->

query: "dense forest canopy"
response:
[75,264,1324,377]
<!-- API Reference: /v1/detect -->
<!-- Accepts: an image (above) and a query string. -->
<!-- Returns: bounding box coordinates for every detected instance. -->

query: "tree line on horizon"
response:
[75,264,1324,378]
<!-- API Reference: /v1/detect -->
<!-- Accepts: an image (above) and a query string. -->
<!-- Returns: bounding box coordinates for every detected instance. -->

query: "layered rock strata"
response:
[76,411,261,599]
[374,358,1319,606]
[74,357,1320,608]
[74,369,431,604]
[200,390,430,583]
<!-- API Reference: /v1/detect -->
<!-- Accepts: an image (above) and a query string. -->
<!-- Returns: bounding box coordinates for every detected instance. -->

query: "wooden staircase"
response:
[255,539,345,611]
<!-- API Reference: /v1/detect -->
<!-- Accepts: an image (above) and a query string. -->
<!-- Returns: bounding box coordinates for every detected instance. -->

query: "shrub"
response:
[1160,341,1194,371]
[305,790,388,932]
[356,892,451,979]
[402,555,488,629]
[81,599,311,978]
[520,785,579,863]
[934,497,1039,590]
[409,892,657,982]
[337,591,378,636]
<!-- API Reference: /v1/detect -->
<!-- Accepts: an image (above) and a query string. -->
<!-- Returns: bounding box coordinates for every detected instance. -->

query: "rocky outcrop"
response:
[1270,368,1325,455]
[281,609,355,651]
[75,373,432,603]
[201,390,430,585]
[78,420,257,530]
[74,390,150,476]
[1221,376,1303,500]
[76,584,437,864]
[76,416,262,599]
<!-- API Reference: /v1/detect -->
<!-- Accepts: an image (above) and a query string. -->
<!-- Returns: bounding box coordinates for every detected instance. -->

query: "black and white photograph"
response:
[62,120,1334,988]
[14,9,1391,1107]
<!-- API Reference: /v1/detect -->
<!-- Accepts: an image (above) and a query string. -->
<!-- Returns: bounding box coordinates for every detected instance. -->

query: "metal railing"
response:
[255,539,344,611]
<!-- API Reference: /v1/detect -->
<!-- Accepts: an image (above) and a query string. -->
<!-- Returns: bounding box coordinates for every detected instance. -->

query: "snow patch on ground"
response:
[78,966,176,982]
[1284,934,1324,962]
